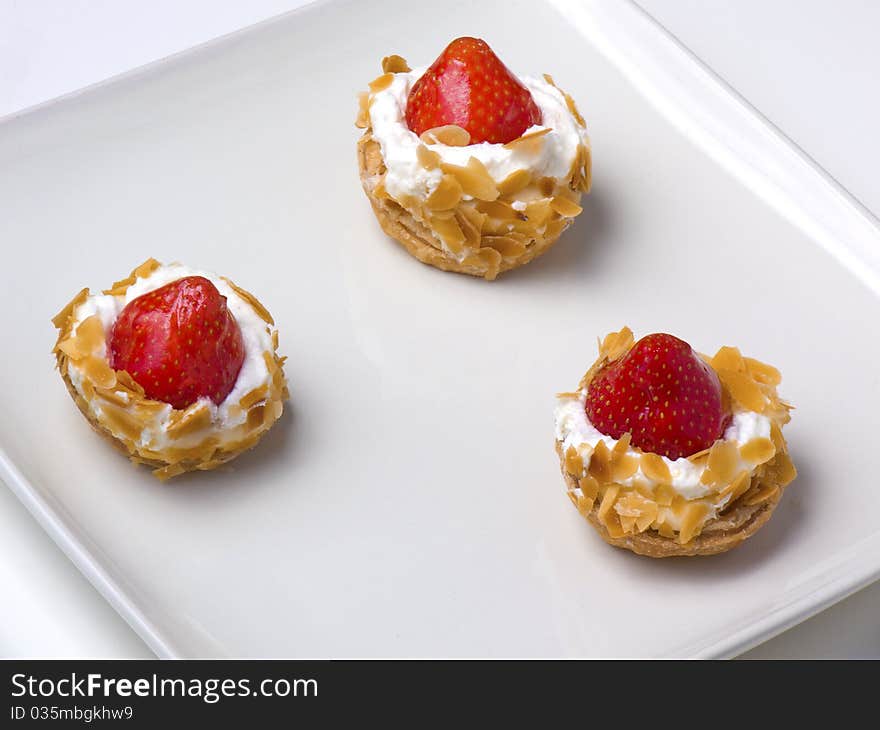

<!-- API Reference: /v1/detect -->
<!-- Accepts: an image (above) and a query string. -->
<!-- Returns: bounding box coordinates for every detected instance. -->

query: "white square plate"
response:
[2,0,880,657]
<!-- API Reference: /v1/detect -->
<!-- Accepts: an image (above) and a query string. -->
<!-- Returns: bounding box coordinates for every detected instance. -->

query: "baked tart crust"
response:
[52,258,289,480]
[556,327,797,557]
[356,57,591,280]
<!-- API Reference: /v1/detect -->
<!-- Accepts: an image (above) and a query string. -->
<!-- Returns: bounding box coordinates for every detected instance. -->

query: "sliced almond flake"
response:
[221,277,274,325]
[610,431,632,461]
[705,440,739,486]
[478,248,502,280]
[524,199,553,229]
[600,327,634,361]
[102,258,160,295]
[481,236,526,258]
[421,125,471,147]
[677,502,710,544]
[563,91,586,127]
[355,92,370,128]
[604,509,626,539]
[454,209,482,249]
[58,337,83,361]
[719,470,751,500]
[74,316,105,357]
[503,127,552,149]
[744,357,782,386]
[635,501,659,532]
[416,144,441,170]
[556,391,581,399]
[717,369,766,412]
[578,474,599,500]
[711,345,746,373]
[654,484,676,507]
[381,54,410,73]
[640,452,671,485]
[550,195,583,218]
[166,403,213,439]
[373,179,389,199]
[52,288,90,330]
[425,174,463,211]
[769,422,786,452]
[740,437,776,465]
[477,199,519,220]
[543,216,567,241]
[579,145,593,193]
[687,447,711,463]
[457,204,487,235]
[612,454,639,482]
[247,405,266,429]
[537,177,556,197]
[95,387,129,408]
[597,484,620,523]
[564,445,584,476]
[767,452,797,487]
[431,215,466,254]
[82,356,117,389]
[368,73,394,93]
[615,491,649,518]
[99,403,144,442]
[440,157,499,201]
[588,439,613,482]
[576,494,595,519]
[116,370,146,397]
[496,169,531,196]
[239,384,269,410]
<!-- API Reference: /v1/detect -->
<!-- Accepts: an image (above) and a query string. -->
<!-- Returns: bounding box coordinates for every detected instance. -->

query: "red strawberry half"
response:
[585,333,730,461]
[108,276,245,410]
[405,37,542,144]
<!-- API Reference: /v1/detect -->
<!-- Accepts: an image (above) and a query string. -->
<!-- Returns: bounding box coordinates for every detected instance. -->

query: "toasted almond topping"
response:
[420,125,471,147]
[355,92,370,128]
[717,369,766,412]
[740,437,776,465]
[381,54,410,73]
[678,502,710,544]
[440,157,499,201]
[416,144,441,169]
[368,73,394,93]
[496,169,531,196]
[425,174,463,211]
[481,236,526,258]
[549,195,583,217]
[712,346,746,372]
[640,453,671,484]
[221,277,274,325]
[744,357,782,386]
[565,445,584,476]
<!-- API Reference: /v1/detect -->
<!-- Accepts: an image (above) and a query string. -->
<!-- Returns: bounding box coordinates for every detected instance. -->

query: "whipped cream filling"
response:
[66,264,276,450]
[554,391,772,505]
[367,67,588,203]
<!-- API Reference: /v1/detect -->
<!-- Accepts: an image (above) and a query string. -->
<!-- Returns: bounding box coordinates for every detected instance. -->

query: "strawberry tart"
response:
[554,327,796,557]
[52,259,288,480]
[356,37,591,280]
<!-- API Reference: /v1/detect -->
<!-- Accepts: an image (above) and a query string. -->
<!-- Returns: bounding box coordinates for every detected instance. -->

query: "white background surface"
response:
[1,0,878,658]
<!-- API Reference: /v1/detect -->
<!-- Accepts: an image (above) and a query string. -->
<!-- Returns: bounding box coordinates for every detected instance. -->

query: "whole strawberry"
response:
[585,333,729,460]
[108,276,245,410]
[405,37,542,144]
